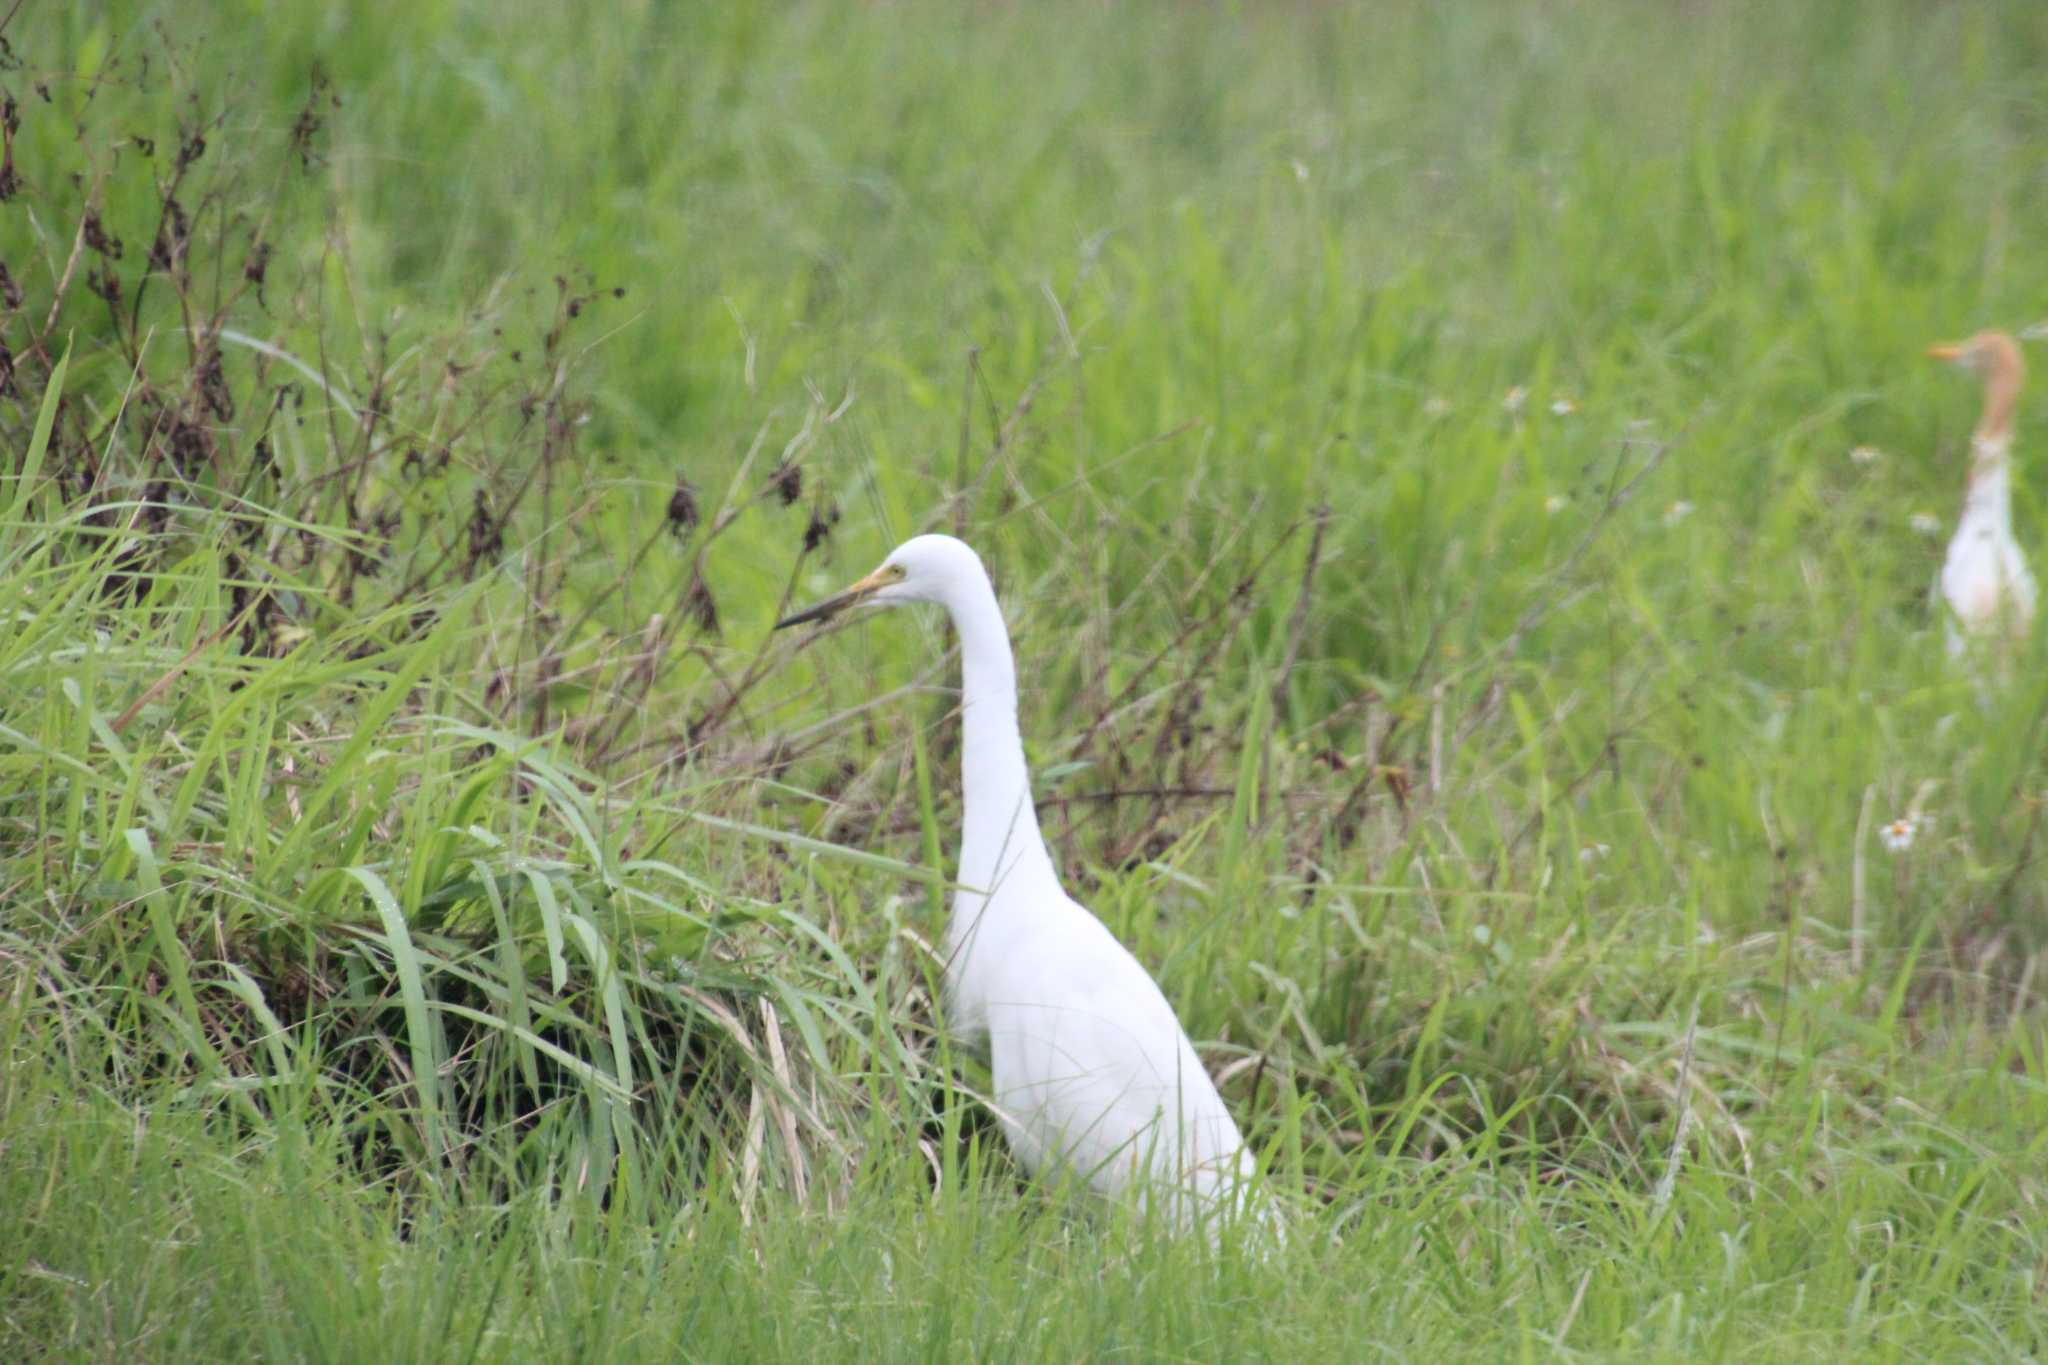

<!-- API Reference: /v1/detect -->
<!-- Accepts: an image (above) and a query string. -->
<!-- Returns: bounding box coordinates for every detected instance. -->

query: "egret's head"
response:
[775,534,985,629]
[1927,330,2024,380]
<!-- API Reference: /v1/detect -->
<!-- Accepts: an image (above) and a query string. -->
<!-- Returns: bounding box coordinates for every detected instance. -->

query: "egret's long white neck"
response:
[943,569,1056,932]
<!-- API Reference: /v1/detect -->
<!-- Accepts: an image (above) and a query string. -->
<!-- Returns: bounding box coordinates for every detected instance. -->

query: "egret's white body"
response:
[780,535,1262,1230]
[1930,332,2035,661]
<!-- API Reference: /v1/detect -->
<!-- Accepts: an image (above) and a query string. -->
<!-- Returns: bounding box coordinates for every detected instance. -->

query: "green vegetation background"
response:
[4,0,2047,1358]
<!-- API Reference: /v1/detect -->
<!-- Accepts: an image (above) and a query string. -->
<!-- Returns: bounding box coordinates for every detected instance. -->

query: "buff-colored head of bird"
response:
[1928,330,2028,449]
[1926,330,2025,380]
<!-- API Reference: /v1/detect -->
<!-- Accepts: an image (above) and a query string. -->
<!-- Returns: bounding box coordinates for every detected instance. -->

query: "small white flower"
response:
[1290,158,1311,184]
[1877,816,1918,854]
[1849,444,1882,466]
[1503,385,1528,416]
[1578,842,1611,865]
[1663,500,1696,527]
[1544,494,1569,515]
[1422,395,1452,418]
[1909,512,1942,537]
[1549,395,1578,416]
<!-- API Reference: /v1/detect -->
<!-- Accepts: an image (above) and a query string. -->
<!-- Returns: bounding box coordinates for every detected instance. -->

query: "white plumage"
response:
[1928,331,2036,664]
[778,534,1264,1232]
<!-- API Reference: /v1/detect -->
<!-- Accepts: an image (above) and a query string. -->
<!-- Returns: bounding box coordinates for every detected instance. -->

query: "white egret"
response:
[777,534,1266,1234]
[1927,331,2036,662]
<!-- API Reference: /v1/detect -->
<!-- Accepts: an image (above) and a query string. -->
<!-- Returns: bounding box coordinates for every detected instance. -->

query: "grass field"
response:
[5,0,2048,1358]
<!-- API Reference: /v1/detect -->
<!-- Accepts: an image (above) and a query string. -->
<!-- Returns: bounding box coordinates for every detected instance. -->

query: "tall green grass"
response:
[4,0,2048,1357]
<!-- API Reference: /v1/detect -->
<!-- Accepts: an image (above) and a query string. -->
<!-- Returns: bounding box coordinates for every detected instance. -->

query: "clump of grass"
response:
[0,16,918,1226]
